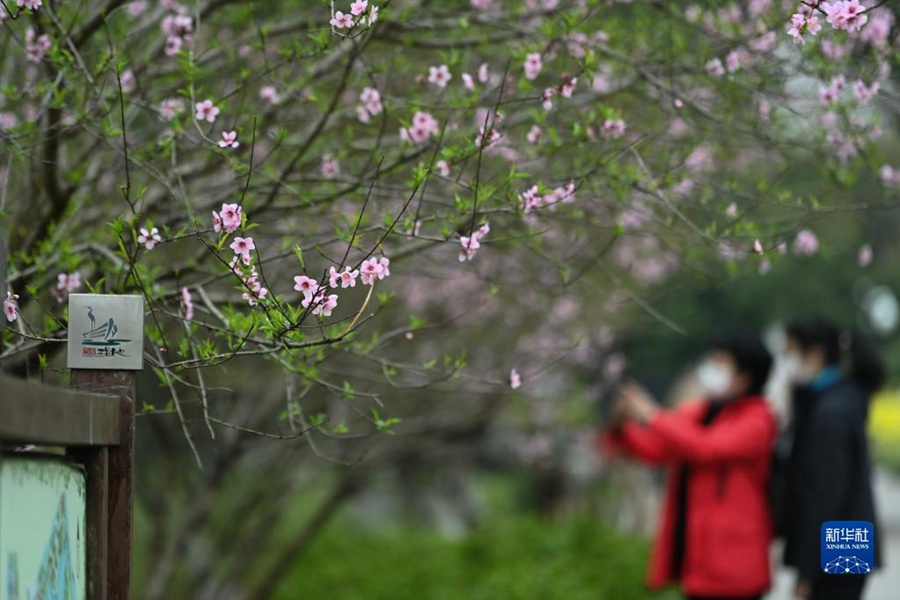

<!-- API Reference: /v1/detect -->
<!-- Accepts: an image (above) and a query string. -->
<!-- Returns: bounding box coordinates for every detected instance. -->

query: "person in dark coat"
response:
[780,317,886,600]
[601,329,777,600]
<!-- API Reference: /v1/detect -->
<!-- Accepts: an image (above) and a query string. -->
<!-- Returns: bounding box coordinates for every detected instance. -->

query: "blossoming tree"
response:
[1,0,898,595]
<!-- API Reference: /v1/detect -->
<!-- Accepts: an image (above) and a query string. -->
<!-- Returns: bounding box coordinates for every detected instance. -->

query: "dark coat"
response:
[782,378,881,583]
[603,396,777,597]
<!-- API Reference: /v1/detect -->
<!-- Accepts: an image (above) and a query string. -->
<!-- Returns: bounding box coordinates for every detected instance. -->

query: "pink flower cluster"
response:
[330,1,378,29]
[52,272,82,303]
[787,11,823,44]
[18,0,42,10]
[475,125,502,149]
[356,87,383,123]
[819,75,846,105]
[459,223,490,262]
[858,9,894,49]
[293,256,389,318]
[400,111,440,144]
[600,118,626,139]
[788,1,871,43]
[329,266,359,289]
[321,155,340,179]
[618,204,651,231]
[706,57,726,77]
[260,85,279,104]
[461,64,490,90]
[879,165,900,187]
[212,202,243,234]
[542,87,556,111]
[0,112,17,129]
[824,0,869,32]
[749,32,777,55]
[560,75,577,98]
[161,6,193,57]
[706,43,763,76]
[853,79,879,105]
[159,98,185,121]
[535,74,578,111]
[685,146,713,174]
[472,63,491,89]
[825,130,858,163]
[613,237,678,286]
[227,237,267,306]
[517,182,575,214]
[119,69,136,93]
[359,256,391,285]
[307,289,338,317]
[565,31,609,59]
[25,28,51,63]
[524,53,542,80]
[127,2,148,17]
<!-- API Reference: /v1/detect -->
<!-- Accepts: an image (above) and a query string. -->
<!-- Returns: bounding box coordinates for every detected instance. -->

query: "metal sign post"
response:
[67,293,144,599]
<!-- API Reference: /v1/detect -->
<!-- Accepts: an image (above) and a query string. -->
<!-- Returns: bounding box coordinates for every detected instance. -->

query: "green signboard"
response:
[0,457,86,600]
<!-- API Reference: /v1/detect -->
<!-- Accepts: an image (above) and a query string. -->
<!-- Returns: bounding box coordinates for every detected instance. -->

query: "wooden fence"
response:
[0,371,134,599]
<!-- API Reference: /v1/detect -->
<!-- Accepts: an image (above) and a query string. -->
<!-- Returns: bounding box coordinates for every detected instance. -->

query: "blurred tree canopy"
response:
[2,0,900,597]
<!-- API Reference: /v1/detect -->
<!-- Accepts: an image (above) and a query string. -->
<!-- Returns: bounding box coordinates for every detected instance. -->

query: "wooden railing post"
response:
[71,370,135,600]
[70,445,110,600]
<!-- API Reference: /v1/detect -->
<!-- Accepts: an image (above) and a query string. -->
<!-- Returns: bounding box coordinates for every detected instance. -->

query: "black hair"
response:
[785,316,886,393]
[707,328,773,396]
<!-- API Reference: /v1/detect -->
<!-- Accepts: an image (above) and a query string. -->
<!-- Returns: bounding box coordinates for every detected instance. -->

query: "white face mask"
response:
[697,361,733,397]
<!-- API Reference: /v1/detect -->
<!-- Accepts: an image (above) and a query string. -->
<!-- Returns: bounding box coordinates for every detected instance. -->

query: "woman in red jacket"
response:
[603,330,778,600]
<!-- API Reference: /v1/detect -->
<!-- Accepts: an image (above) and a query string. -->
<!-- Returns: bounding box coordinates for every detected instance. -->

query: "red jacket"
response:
[602,396,777,597]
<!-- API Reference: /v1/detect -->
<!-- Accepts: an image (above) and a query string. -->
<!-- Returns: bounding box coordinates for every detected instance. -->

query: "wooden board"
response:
[0,376,120,447]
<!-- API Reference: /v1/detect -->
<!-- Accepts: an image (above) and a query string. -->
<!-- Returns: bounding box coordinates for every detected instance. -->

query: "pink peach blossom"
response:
[218,131,239,149]
[428,64,452,88]
[137,226,162,250]
[4,292,19,322]
[230,236,255,257]
[195,99,219,123]
[330,10,353,29]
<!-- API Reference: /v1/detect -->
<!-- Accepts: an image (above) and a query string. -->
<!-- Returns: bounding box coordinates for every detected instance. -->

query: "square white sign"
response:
[66,294,144,370]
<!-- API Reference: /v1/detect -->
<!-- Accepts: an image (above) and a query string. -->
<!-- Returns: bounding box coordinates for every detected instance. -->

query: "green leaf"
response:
[294,244,306,272]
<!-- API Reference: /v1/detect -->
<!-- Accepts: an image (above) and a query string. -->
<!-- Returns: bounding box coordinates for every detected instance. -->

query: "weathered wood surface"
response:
[0,374,120,446]
[71,369,136,600]
[71,446,110,600]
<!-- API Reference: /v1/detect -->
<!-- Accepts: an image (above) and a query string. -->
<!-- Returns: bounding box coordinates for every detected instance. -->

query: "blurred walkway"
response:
[767,469,900,599]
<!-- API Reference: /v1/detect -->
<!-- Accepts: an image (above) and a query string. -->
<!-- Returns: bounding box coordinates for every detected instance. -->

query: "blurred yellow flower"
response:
[870,391,900,471]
